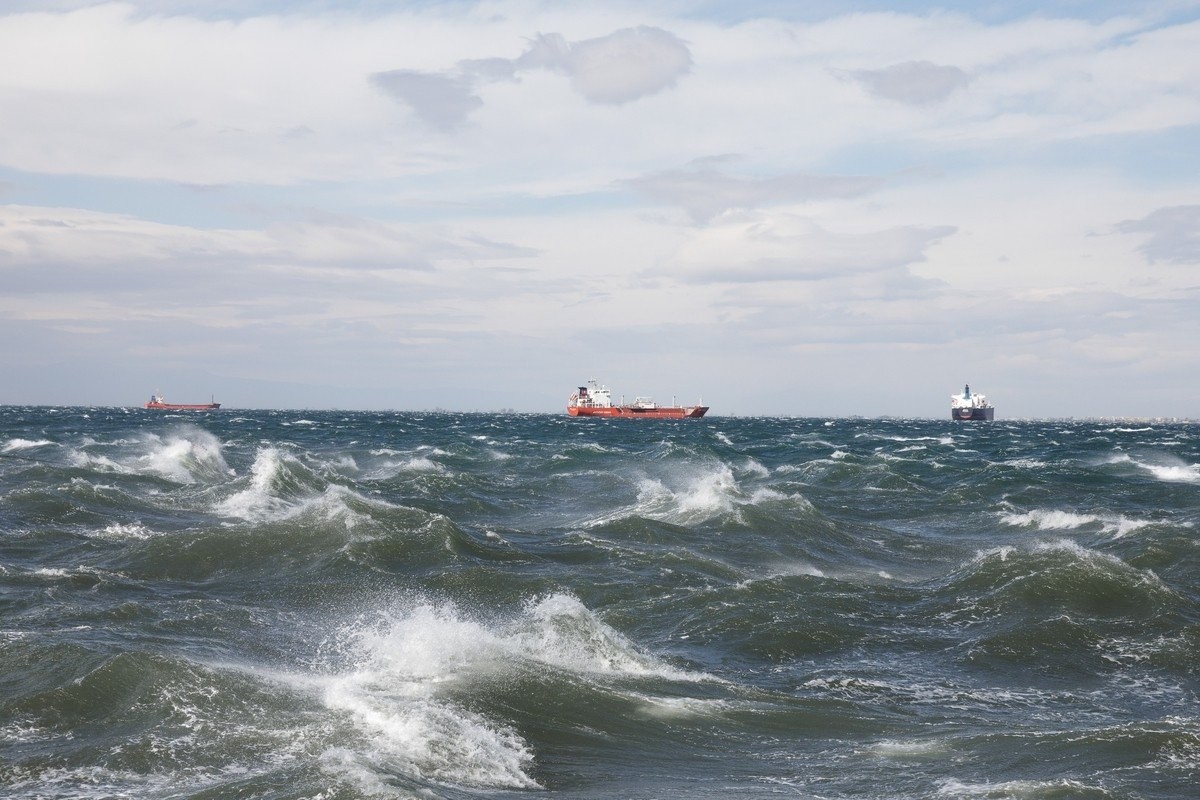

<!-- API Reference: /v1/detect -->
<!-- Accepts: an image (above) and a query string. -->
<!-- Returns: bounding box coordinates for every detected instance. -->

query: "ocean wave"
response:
[941,540,1178,635]
[1105,453,1200,484]
[213,446,428,540]
[2,438,54,452]
[999,458,1049,468]
[65,426,232,485]
[317,592,711,790]
[937,777,1117,799]
[0,650,340,800]
[580,461,741,527]
[96,522,154,540]
[999,508,1156,538]
[340,593,708,684]
[801,673,1056,711]
[138,428,233,484]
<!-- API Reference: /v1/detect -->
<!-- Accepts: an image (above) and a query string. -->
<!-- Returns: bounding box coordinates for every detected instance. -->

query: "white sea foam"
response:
[217,447,293,520]
[576,462,746,529]
[2,438,54,452]
[973,545,1015,563]
[216,446,392,527]
[740,458,770,477]
[1105,452,1200,483]
[1141,462,1200,483]
[937,778,1111,798]
[66,427,232,484]
[66,450,130,474]
[999,508,1154,538]
[757,560,826,581]
[321,682,537,790]
[1035,539,1171,591]
[138,429,232,483]
[319,593,711,791]
[631,694,734,719]
[633,464,738,526]
[347,593,709,685]
[368,454,448,479]
[865,738,948,758]
[1001,458,1048,468]
[97,522,153,540]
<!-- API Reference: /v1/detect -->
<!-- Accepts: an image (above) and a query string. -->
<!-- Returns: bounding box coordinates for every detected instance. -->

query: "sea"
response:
[1,407,1198,800]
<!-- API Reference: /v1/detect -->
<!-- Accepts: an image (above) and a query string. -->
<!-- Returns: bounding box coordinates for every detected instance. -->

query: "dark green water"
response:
[1,407,1198,799]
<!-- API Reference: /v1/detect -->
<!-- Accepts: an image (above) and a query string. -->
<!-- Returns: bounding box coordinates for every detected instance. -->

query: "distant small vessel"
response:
[951,384,993,421]
[144,394,221,411]
[568,379,708,418]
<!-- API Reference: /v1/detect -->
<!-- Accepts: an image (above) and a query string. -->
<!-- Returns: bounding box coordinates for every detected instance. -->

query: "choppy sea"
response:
[1,407,1198,799]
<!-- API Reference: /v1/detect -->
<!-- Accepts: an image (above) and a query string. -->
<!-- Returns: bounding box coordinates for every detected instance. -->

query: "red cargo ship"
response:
[567,379,708,418]
[144,394,221,411]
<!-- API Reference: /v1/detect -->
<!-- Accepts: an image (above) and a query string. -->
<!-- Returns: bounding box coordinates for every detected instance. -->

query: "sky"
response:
[1,1,1198,417]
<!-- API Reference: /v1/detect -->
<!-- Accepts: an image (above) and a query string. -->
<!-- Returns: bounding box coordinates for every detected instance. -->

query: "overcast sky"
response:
[1,1,1198,417]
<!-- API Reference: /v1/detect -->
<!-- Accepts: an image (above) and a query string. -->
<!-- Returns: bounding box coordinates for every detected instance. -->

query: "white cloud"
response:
[624,160,883,223]
[663,214,957,283]
[370,70,482,132]
[552,26,692,104]
[1115,205,1200,265]
[370,25,692,130]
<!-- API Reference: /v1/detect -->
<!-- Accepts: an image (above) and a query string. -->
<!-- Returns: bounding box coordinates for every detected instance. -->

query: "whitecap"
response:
[1000,458,1047,468]
[999,508,1154,538]
[583,462,746,529]
[216,447,388,527]
[317,593,713,790]
[865,738,948,758]
[1105,453,1200,484]
[739,457,770,477]
[937,778,1112,798]
[2,438,54,452]
[97,523,153,540]
[138,429,233,484]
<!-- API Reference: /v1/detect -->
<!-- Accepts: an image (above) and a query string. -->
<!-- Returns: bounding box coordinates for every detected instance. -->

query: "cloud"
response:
[663,214,957,283]
[371,26,691,129]
[369,71,482,132]
[548,26,693,104]
[841,60,971,105]
[0,205,538,303]
[625,159,883,223]
[1115,205,1200,264]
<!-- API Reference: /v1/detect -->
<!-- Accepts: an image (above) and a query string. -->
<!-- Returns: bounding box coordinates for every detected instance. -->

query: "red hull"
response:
[567,405,708,418]
[144,402,221,410]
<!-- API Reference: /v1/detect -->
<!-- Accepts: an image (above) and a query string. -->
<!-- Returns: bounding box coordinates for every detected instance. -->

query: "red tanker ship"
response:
[568,379,708,418]
[144,394,221,411]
